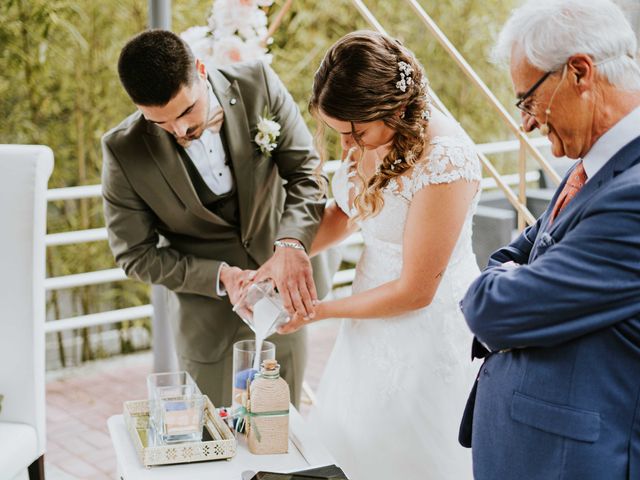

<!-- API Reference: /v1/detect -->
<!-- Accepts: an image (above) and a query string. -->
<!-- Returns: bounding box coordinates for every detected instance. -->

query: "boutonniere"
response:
[254,109,281,157]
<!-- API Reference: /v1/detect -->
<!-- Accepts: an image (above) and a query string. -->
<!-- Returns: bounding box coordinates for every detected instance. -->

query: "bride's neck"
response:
[372,145,390,164]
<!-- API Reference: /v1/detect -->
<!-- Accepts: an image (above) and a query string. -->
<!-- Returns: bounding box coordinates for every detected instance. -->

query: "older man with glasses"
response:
[459,0,640,479]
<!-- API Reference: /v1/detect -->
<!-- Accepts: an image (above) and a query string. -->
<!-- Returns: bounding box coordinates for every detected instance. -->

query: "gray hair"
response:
[493,0,640,91]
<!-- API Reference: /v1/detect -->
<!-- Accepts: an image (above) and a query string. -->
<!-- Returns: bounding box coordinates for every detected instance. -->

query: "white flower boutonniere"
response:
[254,112,281,156]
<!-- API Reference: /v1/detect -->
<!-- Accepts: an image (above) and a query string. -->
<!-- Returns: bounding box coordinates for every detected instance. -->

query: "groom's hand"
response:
[220,265,256,305]
[254,239,317,319]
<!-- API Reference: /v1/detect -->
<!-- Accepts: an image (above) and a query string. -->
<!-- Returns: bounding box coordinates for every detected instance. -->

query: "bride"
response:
[278,31,480,479]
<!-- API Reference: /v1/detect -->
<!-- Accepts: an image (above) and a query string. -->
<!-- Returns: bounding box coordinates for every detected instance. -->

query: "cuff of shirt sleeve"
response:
[217,262,228,297]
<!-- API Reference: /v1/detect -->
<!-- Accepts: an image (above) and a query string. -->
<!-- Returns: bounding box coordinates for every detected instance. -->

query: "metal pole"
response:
[148,0,178,373]
[151,284,178,373]
[149,0,171,30]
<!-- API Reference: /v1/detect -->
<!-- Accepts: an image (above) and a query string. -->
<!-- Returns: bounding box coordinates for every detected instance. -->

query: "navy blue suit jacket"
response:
[461,136,640,479]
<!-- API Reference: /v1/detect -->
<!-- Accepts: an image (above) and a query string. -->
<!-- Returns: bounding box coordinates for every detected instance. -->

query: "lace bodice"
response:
[332,133,481,278]
[333,134,481,216]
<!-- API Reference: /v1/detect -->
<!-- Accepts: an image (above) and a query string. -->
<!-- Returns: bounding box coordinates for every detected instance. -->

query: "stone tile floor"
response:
[44,320,340,480]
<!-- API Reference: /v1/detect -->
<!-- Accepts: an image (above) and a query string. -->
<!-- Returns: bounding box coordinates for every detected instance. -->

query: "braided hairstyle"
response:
[309,30,431,221]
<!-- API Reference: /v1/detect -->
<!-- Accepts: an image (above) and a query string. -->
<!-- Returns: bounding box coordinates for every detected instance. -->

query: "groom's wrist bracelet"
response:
[273,239,306,251]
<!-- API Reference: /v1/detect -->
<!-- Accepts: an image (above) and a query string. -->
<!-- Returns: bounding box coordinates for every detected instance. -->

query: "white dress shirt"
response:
[582,106,640,180]
[183,83,234,195]
[183,83,234,297]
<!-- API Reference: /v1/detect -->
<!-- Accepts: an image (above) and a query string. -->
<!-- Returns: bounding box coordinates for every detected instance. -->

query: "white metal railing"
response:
[46,228,108,247]
[45,137,550,334]
[45,305,154,333]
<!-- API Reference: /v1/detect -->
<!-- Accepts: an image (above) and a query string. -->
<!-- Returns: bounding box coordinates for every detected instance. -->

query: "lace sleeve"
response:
[408,135,482,196]
[331,160,357,217]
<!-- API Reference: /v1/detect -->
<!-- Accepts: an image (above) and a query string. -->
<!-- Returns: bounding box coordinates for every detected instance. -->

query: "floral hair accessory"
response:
[396,61,414,92]
[390,158,404,171]
[421,93,432,121]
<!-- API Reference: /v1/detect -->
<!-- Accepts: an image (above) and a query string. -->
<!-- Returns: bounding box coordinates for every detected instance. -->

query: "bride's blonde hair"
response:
[309,30,431,221]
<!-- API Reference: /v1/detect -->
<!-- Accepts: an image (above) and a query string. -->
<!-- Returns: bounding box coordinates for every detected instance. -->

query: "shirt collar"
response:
[206,80,221,110]
[582,106,640,179]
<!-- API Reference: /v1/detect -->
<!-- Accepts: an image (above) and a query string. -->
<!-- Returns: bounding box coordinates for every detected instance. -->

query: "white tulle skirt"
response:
[308,257,479,480]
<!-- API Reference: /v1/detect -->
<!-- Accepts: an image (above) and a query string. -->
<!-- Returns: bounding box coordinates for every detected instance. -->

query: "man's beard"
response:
[175,123,205,147]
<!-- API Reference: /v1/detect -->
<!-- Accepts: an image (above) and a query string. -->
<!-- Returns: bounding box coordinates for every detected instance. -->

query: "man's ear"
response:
[567,54,593,89]
[195,59,207,78]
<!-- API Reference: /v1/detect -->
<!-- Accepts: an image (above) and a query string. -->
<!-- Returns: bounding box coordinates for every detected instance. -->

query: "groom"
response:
[102,30,333,407]
[460,0,640,478]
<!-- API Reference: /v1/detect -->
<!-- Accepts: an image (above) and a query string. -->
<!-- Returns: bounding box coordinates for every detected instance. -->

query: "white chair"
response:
[0,146,53,480]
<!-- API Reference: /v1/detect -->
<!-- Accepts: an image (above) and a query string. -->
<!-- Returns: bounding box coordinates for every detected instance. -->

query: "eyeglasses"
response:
[515,70,554,116]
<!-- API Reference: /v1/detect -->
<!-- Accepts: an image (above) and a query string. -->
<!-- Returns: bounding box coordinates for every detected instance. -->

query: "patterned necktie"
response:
[550,161,587,222]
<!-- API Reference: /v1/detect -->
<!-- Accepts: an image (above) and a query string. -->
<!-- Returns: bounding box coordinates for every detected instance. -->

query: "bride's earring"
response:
[400,110,406,119]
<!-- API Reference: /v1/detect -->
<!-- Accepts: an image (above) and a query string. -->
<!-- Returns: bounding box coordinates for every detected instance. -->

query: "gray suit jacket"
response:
[101,60,331,362]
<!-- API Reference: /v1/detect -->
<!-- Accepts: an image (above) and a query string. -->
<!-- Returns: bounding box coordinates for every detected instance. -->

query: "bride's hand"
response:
[278,302,327,335]
[277,312,307,335]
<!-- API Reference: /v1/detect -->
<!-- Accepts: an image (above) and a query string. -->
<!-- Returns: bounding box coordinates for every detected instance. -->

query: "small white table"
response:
[108,406,336,480]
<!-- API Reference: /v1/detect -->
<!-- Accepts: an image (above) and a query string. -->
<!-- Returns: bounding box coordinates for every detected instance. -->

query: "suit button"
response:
[243,240,250,248]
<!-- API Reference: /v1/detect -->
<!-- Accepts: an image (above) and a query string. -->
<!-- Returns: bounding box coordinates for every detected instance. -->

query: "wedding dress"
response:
[309,132,481,480]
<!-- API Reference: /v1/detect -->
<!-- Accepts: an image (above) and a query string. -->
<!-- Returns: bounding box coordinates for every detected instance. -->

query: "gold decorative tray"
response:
[123,396,237,467]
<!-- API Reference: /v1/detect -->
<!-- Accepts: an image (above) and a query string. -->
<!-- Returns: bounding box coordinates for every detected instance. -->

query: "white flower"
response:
[181,27,217,70]
[243,0,275,7]
[183,0,273,68]
[254,115,281,155]
[243,37,272,64]
[180,26,209,45]
[212,35,249,65]
[257,117,281,136]
[209,0,268,41]
[255,131,270,147]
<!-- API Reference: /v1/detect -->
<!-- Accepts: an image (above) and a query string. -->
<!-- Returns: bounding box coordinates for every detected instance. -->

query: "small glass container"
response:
[147,371,199,398]
[231,340,275,411]
[147,371,204,444]
[232,280,290,339]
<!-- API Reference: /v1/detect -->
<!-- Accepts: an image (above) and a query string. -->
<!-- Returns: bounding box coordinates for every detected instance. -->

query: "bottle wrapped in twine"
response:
[248,359,290,454]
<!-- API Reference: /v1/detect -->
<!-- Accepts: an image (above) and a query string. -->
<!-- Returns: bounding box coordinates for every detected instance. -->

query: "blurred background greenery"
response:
[1,0,636,367]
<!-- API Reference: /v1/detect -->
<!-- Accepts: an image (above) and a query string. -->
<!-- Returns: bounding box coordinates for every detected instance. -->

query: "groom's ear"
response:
[195,59,207,79]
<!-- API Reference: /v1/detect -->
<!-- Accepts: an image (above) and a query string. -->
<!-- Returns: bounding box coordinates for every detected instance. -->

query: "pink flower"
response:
[181,0,273,67]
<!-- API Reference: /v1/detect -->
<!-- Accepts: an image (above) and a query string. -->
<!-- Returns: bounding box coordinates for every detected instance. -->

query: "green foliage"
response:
[266,0,519,160]
[0,0,520,365]
[0,0,151,365]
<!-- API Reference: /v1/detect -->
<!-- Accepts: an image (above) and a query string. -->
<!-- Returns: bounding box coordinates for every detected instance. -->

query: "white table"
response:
[108,406,336,480]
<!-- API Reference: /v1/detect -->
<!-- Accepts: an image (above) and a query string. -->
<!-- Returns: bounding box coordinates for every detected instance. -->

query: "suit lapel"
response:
[209,70,255,240]
[142,121,231,226]
[538,174,567,237]
[535,135,640,246]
